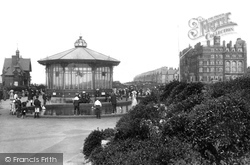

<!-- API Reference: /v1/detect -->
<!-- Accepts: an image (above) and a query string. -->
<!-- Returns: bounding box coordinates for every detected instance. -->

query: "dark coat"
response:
[110,94,117,105]
[34,99,41,108]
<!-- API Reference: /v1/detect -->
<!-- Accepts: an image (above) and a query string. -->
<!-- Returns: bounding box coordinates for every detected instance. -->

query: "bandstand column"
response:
[60,63,68,90]
[110,66,113,89]
[92,66,96,92]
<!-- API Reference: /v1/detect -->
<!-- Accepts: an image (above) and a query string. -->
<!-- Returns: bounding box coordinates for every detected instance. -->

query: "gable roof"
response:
[3,58,32,76]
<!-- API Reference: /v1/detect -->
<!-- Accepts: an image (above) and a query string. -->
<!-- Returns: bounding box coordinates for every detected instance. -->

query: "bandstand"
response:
[38,36,120,97]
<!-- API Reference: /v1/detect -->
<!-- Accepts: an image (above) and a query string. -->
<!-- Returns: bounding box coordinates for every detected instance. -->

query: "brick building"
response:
[179,37,247,83]
[2,49,32,87]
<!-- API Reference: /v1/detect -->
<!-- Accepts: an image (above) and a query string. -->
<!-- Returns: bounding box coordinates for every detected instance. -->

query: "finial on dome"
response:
[74,36,87,48]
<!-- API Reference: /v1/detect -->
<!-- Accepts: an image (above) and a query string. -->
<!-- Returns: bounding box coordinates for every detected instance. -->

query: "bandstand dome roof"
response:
[38,36,120,66]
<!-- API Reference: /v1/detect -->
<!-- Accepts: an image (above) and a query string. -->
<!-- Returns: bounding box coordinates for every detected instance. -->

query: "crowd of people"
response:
[71,87,144,118]
[7,88,49,119]
[2,85,156,119]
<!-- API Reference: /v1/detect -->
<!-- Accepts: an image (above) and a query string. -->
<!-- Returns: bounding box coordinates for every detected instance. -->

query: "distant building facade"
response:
[179,37,247,82]
[133,67,179,84]
[2,49,32,87]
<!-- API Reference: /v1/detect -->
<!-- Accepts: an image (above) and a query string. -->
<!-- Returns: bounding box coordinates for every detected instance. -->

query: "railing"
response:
[24,101,132,116]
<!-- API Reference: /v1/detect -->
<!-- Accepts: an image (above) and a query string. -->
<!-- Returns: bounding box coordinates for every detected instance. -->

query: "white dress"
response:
[131,91,138,107]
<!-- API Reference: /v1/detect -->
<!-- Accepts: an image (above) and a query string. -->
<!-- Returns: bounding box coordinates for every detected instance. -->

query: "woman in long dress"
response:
[131,90,138,108]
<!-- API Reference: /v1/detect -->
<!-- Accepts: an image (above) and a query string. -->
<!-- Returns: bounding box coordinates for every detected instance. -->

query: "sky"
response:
[0,0,249,84]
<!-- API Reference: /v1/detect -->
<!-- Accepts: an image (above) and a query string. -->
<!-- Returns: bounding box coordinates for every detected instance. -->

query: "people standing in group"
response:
[110,92,117,114]
[34,95,41,118]
[94,99,102,119]
[73,94,80,115]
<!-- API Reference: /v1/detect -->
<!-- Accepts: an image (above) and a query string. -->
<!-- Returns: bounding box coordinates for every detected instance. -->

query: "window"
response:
[216,60,223,65]
[238,54,243,58]
[238,61,243,73]
[232,61,236,67]
[226,54,230,58]
[238,48,242,52]
[199,67,203,72]
[203,61,207,65]
[210,60,214,65]
[225,61,230,73]
[232,48,235,52]
[210,76,214,81]
[211,54,215,58]
[211,49,214,52]
[232,54,237,58]
[225,75,231,80]
[199,61,203,65]
[95,67,111,89]
[219,54,223,58]
[232,61,237,73]
[64,63,93,90]
[210,67,214,72]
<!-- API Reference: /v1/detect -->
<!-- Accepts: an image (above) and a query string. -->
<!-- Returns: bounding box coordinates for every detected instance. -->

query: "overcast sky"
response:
[0,0,249,84]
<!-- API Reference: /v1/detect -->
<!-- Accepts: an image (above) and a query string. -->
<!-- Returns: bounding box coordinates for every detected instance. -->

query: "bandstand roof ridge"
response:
[38,36,120,66]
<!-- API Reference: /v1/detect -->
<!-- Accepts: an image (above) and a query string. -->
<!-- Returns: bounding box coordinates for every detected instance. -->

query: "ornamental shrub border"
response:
[83,77,250,165]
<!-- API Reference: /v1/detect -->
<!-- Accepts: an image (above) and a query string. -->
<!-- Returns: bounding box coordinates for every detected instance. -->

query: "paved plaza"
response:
[0,99,121,165]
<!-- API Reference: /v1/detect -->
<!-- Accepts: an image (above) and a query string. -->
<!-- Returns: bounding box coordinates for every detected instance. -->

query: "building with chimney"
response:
[179,36,247,82]
[2,49,32,87]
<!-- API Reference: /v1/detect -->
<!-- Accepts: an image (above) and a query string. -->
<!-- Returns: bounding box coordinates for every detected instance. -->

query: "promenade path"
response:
[0,98,121,165]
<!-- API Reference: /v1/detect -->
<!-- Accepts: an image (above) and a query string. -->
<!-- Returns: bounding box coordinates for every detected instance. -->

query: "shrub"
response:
[85,77,250,164]
[187,92,250,164]
[90,136,209,165]
[83,129,103,159]
[115,104,162,140]
[166,82,188,105]
[102,128,115,139]
[160,80,180,101]
[139,92,158,105]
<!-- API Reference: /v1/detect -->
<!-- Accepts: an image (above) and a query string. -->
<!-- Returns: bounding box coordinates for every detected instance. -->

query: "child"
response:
[21,101,27,119]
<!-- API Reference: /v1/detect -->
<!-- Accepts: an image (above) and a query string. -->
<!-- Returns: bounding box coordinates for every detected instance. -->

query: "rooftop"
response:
[38,36,120,66]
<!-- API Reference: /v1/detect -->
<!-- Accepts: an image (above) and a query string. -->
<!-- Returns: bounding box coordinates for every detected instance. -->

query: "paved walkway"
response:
[0,99,121,165]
